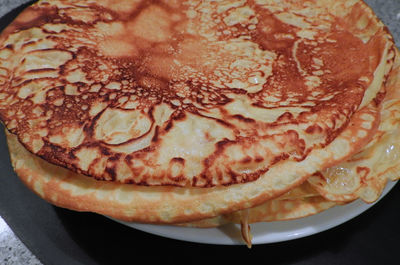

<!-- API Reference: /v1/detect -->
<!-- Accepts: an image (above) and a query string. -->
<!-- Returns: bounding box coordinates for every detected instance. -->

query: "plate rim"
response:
[109,180,398,245]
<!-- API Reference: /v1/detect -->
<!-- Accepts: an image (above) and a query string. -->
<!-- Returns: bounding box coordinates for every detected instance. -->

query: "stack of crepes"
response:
[0,0,399,247]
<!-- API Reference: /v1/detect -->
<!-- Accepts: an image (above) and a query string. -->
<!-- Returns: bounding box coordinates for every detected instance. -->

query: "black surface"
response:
[1,3,400,265]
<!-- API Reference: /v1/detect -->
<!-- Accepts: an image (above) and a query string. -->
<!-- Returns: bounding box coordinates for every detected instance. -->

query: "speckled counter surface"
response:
[0,217,41,265]
[0,1,400,265]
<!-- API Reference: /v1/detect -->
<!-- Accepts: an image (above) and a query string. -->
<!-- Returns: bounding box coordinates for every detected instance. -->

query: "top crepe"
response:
[0,0,395,187]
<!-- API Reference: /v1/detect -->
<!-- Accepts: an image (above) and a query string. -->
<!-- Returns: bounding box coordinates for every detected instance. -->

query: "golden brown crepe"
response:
[1,0,399,247]
[0,0,394,188]
[3,108,375,223]
[181,51,400,233]
[181,52,400,231]
[308,51,400,203]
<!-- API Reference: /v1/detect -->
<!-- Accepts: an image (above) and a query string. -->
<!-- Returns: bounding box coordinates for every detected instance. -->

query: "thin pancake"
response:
[186,54,400,227]
[5,97,380,224]
[7,133,338,228]
[179,195,338,248]
[0,0,394,188]
[178,181,322,228]
[179,196,337,228]
[308,51,400,203]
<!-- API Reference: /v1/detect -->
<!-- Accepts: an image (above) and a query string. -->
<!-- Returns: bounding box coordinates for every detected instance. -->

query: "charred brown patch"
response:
[271,153,290,165]
[232,114,255,123]
[252,8,296,52]
[100,146,111,156]
[373,91,386,106]
[357,166,371,184]
[277,112,294,123]
[151,125,159,142]
[306,124,323,134]
[166,173,187,184]
[104,166,117,181]
[255,156,264,163]
[240,156,252,164]
[170,157,185,164]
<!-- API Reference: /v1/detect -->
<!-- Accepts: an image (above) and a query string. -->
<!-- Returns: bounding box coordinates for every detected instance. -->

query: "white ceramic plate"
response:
[111,181,397,245]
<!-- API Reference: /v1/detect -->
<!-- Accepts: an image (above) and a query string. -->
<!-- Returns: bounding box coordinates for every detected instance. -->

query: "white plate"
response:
[111,181,397,245]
